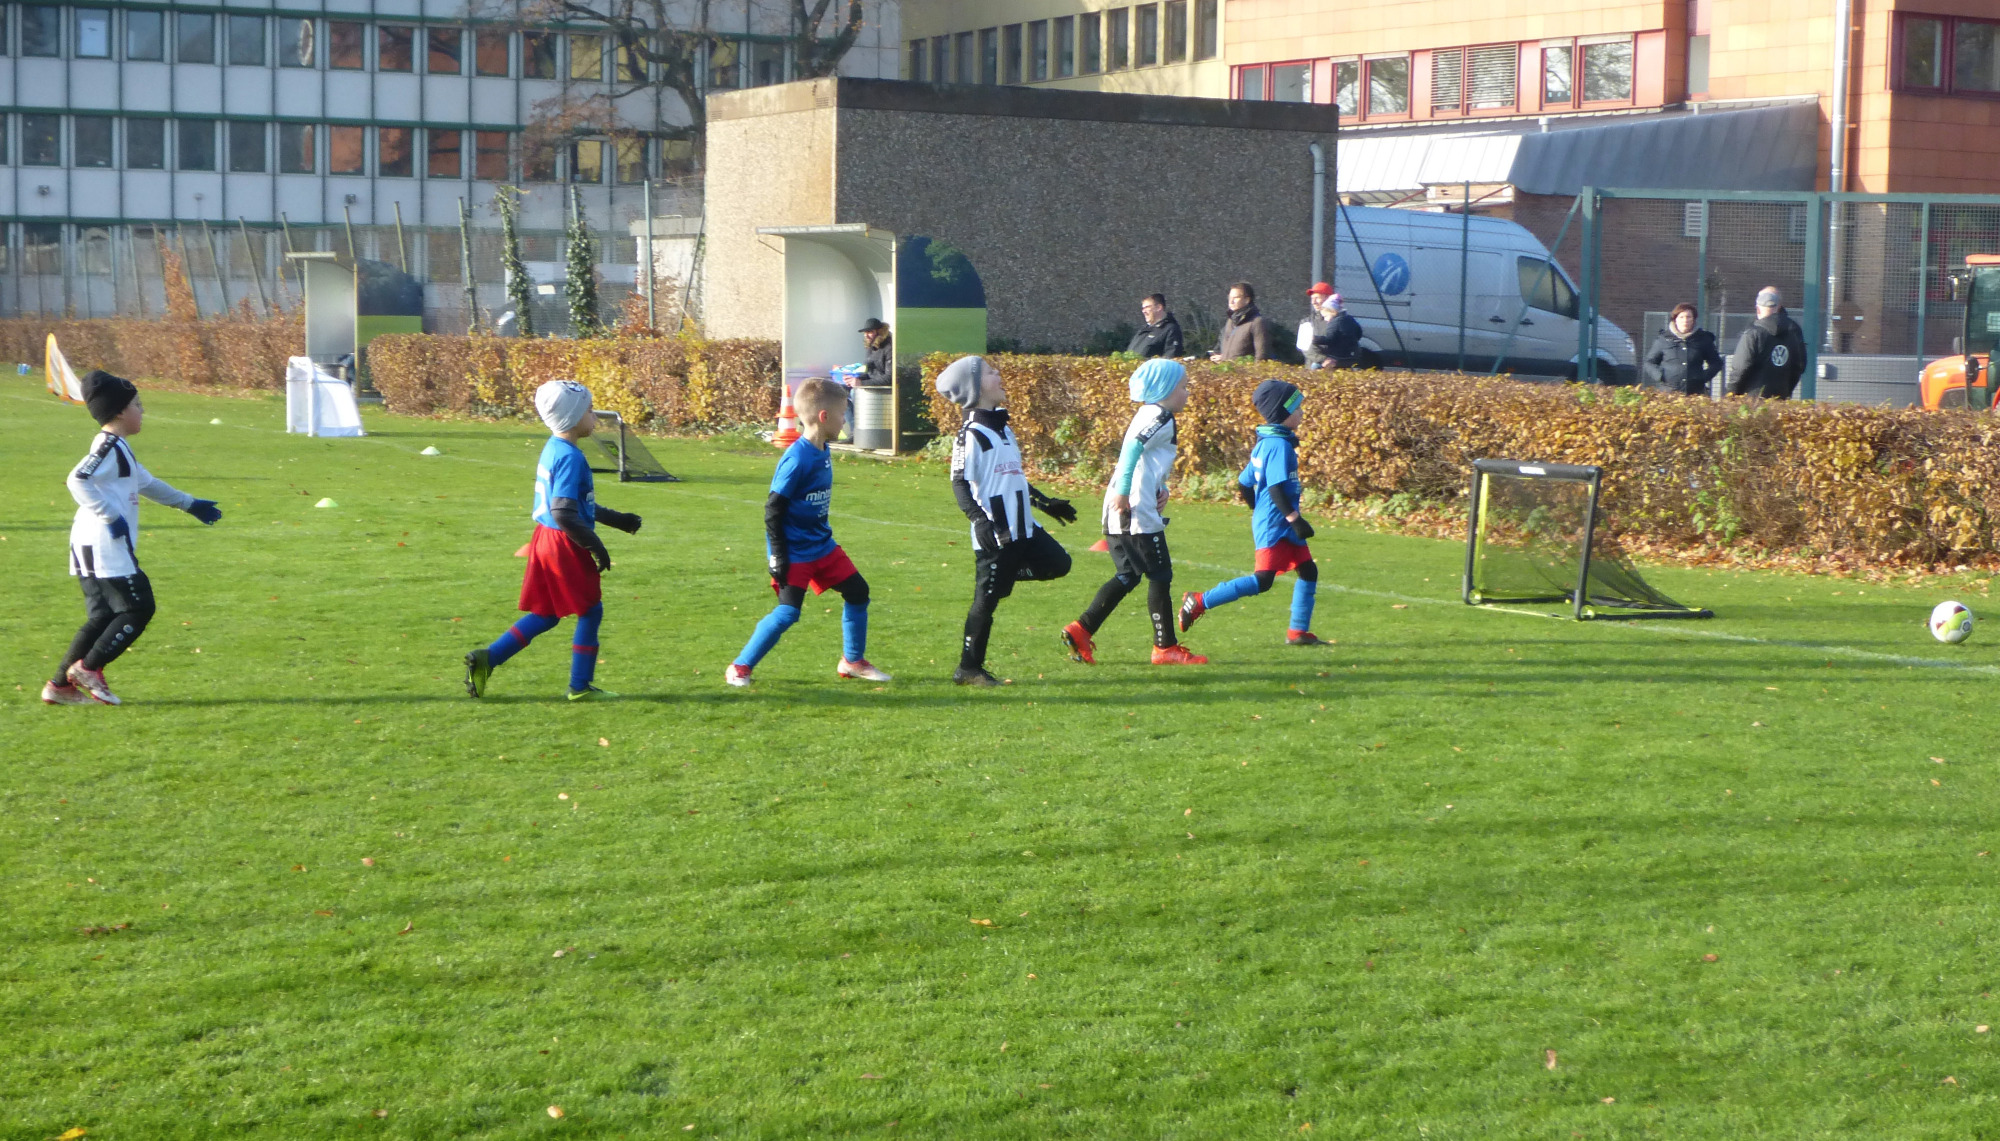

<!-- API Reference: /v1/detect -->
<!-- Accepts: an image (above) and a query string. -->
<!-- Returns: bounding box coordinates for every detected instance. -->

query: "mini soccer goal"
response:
[587,410,680,483]
[1463,458,1710,620]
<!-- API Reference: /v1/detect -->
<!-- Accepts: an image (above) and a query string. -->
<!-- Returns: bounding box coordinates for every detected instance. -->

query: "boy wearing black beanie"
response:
[43,372,222,705]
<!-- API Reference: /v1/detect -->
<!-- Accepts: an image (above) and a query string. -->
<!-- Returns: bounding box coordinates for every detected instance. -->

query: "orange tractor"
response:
[1920,254,2000,410]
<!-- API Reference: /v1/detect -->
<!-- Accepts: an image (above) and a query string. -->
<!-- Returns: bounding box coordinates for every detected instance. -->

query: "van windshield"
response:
[1517,257,1578,319]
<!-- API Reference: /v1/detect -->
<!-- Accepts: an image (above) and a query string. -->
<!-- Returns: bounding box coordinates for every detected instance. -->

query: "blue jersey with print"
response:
[769,435,836,562]
[1239,426,1301,549]
[531,436,596,529]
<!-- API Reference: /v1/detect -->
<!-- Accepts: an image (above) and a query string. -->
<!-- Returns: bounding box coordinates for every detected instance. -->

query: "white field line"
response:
[14,388,1989,676]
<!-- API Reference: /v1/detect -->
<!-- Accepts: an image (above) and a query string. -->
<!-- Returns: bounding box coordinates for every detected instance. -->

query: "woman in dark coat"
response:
[1643,303,1723,396]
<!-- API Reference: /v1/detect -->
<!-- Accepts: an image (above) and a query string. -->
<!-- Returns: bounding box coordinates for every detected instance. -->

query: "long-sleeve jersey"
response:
[67,431,194,578]
[1239,426,1303,550]
[950,408,1037,553]
[766,435,836,563]
[1101,404,1176,535]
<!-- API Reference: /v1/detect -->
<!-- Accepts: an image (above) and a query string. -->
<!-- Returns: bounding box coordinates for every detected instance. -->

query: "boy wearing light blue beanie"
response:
[1062,358,1206,666]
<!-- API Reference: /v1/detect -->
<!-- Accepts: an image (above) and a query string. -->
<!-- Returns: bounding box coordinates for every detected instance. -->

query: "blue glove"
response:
[108,516,130,541]
[186,499,222,525]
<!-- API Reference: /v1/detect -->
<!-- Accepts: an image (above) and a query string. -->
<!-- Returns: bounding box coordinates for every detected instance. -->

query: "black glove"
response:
[588,543,612,574]
[108,516,130,541]
[1290,515,1315,541]
[185,499,222,525]
[597,507,641,535]
[1031,488,1078,526]
[973,518,1006,550]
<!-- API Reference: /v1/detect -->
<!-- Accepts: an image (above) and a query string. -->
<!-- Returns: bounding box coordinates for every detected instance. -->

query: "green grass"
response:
[6,379,2000,1139]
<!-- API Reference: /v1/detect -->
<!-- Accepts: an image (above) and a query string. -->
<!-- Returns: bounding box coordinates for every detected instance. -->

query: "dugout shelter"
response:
[284,250,425,385]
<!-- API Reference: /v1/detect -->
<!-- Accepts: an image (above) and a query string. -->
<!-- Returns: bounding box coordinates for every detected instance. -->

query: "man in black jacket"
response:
[859,318,893,386]
[1126,294,1184,359]
[1727,287,1809,399]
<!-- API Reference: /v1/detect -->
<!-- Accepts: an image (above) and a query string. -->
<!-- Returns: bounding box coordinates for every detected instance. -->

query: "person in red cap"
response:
[1299,283,1364,370]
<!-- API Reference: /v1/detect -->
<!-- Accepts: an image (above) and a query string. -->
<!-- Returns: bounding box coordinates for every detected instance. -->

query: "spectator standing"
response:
[1212,282,1274,361]
[1299,285,1364,370]
[1126,294,1185,359]
[1727,287,1808,399]
[1643,304,1723,395]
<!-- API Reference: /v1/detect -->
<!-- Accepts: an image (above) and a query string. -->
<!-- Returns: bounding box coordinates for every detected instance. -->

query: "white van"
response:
[1327,205,1636,382]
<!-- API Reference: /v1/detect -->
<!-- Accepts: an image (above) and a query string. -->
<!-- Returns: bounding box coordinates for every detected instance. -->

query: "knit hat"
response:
[934,354,997,410]
[1252,378,1304,424]
[534,380,594,434]
[1129,358,1186,404]
[82,369,138,425]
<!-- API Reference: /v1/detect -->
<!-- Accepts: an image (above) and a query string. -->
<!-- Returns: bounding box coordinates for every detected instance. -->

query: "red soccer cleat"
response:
[1287,630,1327,646]
[1151,644,1208,665]
[1061,621,1096,665]
[838,658,892,681]
[725,664,754,687]
[66,663,121,705]
[1178,591,1205,633]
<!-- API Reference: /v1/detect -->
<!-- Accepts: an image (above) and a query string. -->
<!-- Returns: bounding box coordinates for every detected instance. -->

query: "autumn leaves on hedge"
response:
[0,314,302,392]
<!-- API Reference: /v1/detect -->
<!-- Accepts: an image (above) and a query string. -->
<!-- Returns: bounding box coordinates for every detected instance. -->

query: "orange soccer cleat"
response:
[1151,644,1209,665]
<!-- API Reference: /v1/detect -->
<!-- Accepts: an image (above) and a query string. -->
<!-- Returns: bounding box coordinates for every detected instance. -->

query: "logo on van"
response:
[1370,252,1410,296]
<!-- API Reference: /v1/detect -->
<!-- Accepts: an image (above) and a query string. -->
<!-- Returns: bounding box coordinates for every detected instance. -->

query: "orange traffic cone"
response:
[772,384,801,448]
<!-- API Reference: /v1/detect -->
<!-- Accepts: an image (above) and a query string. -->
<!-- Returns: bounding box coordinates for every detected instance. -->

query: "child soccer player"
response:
[465,380,642,701]
[43,371,223,705]
[726,376,889,686]
[1061,358,1206,666]
[936,354,1079,687]
[1178,378,1326,646]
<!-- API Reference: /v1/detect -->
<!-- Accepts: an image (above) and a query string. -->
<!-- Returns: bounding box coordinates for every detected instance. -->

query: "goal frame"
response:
[587,409,680,483]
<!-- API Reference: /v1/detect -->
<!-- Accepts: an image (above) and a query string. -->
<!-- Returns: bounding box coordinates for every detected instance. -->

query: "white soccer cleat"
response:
[65,663,121,706]
[41,681,92,705]
[725,664,754,687]
[837,658,891,682]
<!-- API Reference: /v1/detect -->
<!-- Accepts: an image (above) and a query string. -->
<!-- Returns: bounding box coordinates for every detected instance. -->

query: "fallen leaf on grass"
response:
[598,738,609,747]
[1299,1124,1313,1133]
[372,1109,388,1118]
[397,922,414,936]
[558,793,569,800]
[292,864,306,872]
[1703,953,1719,962]
[1391,604,1408,610]
[859,1073,881,1080]
[314,909,334,917]
[1601,1096,1616,1104]
[56,1128,86,1139]
[1934,757,1947,764]
[547,1105,564,1118]
[361,858,375,867]
[1978,1025,1990,1033]
[1545,1049,1558,1070]
[553,947,574,958]
[1933,779,1942,787]
[1944,1075,1959,1086]
[970,918,995,927]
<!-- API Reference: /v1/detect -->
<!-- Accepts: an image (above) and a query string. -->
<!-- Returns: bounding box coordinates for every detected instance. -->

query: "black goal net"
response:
[588,410,680,483]
[1463,459,1708,620]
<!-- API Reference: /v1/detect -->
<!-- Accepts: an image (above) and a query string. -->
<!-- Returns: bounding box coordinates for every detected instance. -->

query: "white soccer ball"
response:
[1930,600,1975,644]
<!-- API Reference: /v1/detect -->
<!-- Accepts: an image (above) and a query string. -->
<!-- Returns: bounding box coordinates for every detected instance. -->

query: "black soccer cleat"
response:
[464,648,491,698]
[952,667,1002,688]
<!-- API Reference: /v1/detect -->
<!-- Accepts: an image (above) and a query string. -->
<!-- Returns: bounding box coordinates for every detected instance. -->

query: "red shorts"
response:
[519,524,602,617]
[774,545,859,595]
[1254,540,1313,575]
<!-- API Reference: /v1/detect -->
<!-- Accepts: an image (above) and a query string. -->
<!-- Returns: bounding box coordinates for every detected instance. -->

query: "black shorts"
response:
[1106,531,1172,581]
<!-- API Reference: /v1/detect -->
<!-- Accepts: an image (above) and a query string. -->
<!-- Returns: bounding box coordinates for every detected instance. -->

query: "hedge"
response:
[922,354,2000,570]
[0,315,301,391]
[367,334,782,432]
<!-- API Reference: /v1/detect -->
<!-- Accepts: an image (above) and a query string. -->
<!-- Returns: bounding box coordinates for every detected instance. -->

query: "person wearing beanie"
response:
[1301,286,1364,370]
[464,380,643,701]
[936,354,1079,686]
[44,371,223,706]
[1726,285,1808,399]
[1178,378,1326,646]
[1062,358,1206,666]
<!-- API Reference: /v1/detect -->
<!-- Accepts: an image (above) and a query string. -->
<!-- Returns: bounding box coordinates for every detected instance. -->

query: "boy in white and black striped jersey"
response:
[936,355,1078,687]
[43,372,222,706]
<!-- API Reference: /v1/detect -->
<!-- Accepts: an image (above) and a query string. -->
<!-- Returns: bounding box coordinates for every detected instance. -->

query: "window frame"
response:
[327,20,365,70]
[1107,8,1130,70]
[73,115,113,167]
[227,15,265,67]
[175,11,214,64]
[277,122,315,173]
[908,38,927,82]
[277,18,315,68]
[21,6,61,58]
[1054,16,1075,78]
[126,10,164,61]
[227,119,266,172]
[427,26,464,76]
[427,127,462,178]
[1029,20,1048,81]
[1003,24,1022,83]
[1194,0,1218,61]
[74,8,110,59]
[1134,4,1158,67]
[176,118,215,171]
[1578,35,1636,105]
[328,124,366,175]
[1163,0,1187,65]
[1895,13,2000,98]
[475,130,511,180]
[126,117,165,169]
[379,25,416,73]
[475,29,511,76]
[378,126,414,177]
[1080,12,1102,74]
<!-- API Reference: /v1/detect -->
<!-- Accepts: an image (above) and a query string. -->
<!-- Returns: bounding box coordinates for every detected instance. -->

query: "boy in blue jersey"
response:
[465,380,644,700]
[727,377,889,686]
[1178,379,1326,645]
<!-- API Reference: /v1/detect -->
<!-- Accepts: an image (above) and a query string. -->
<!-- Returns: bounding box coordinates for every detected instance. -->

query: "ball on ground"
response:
[1929,600,1975,644]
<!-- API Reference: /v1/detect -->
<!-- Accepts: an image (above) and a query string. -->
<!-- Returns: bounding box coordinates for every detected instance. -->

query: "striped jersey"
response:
[951,409,1037,551]
[67,431,194,578]
[1102,404,1176,535]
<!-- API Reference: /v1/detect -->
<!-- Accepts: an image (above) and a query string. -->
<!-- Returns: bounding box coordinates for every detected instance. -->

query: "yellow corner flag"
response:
[45,333,84,403]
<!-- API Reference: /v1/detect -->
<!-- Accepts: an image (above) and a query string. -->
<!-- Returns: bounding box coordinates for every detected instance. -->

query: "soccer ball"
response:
[1929,600,1975,644]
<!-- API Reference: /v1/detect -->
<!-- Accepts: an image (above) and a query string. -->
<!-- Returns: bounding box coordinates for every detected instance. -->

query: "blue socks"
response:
[843,601,868,663]
[488,613,559,667]
[487,605,604,690]
[734,604,801,668]
[1290,578,1317,633]
[1202,574,1263,610]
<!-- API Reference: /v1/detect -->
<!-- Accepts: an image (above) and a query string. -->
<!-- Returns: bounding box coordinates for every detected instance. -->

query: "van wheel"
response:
[1356,349,1381,370]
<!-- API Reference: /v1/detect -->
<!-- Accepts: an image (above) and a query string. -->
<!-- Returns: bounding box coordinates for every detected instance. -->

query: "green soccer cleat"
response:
[464,648,491,698]
[567,684,620,701]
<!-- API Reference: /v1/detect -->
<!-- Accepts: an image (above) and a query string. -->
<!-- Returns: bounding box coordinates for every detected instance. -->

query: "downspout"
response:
[1309,142,1326,284]
[1825,0,1853,352]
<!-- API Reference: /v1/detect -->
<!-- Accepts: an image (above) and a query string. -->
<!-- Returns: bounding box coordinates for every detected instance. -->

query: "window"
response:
[1333,60,1359,116]
[1273,62,1310,102]
[1003,25,1022,83]
[1080,13,1101,73]
[1901,18,1943,88]
[618,37,646,81]
[1108,9,1129,69]
[328,22,364,69]
[1582,39,1633,102]
[177,13,213,63]
[329,125,364,174]
[526,32,558,78]
[1239,66,1264,100]
[476,29,510,76]
[177,119,215,170]
[979,27,998,83]
[1195,0,1218,60]
[570,139,603,182]
[380,26,414,72]
[1368,56,1410,115]
[428,27,462,75]
[1029,21,1047,81]
[75,9,109,58]
[22,115,58,163]
[475,130,509,179]
[1432,48,1462,111]
[570,34,603,80]
[1135,5,1158,66]
[955,31,973,84]
[21,6,59,56]
[1055,17,1074,77]
[1518,256,1578,318]
[228,121,264,172]
[74,116,112,166]
[931,35,947,80]
[127,11,163,60]
[379,127,413,176]
[279,19,314,67]
[228,16,263,66]
[428,128,461,177]
[1543,44,1573,104]
[706,38,738,86]
[1956,19,2000,93]
[127,118,164,168]
[1689,34,1710,95]
[278,123,315,173]
[616,138,646,183]
[1164,1,1187,64]
[908,39,926,81]
[748,39,782,85]
[1468,44,1518,110]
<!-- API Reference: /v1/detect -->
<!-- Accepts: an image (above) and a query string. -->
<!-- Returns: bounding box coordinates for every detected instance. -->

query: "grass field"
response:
[7,378,2000,1139]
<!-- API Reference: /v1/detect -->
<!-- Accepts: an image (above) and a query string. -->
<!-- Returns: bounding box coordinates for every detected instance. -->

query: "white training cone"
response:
[420,446,442,456]
[314,498,338,508]
[210,418,223,425]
